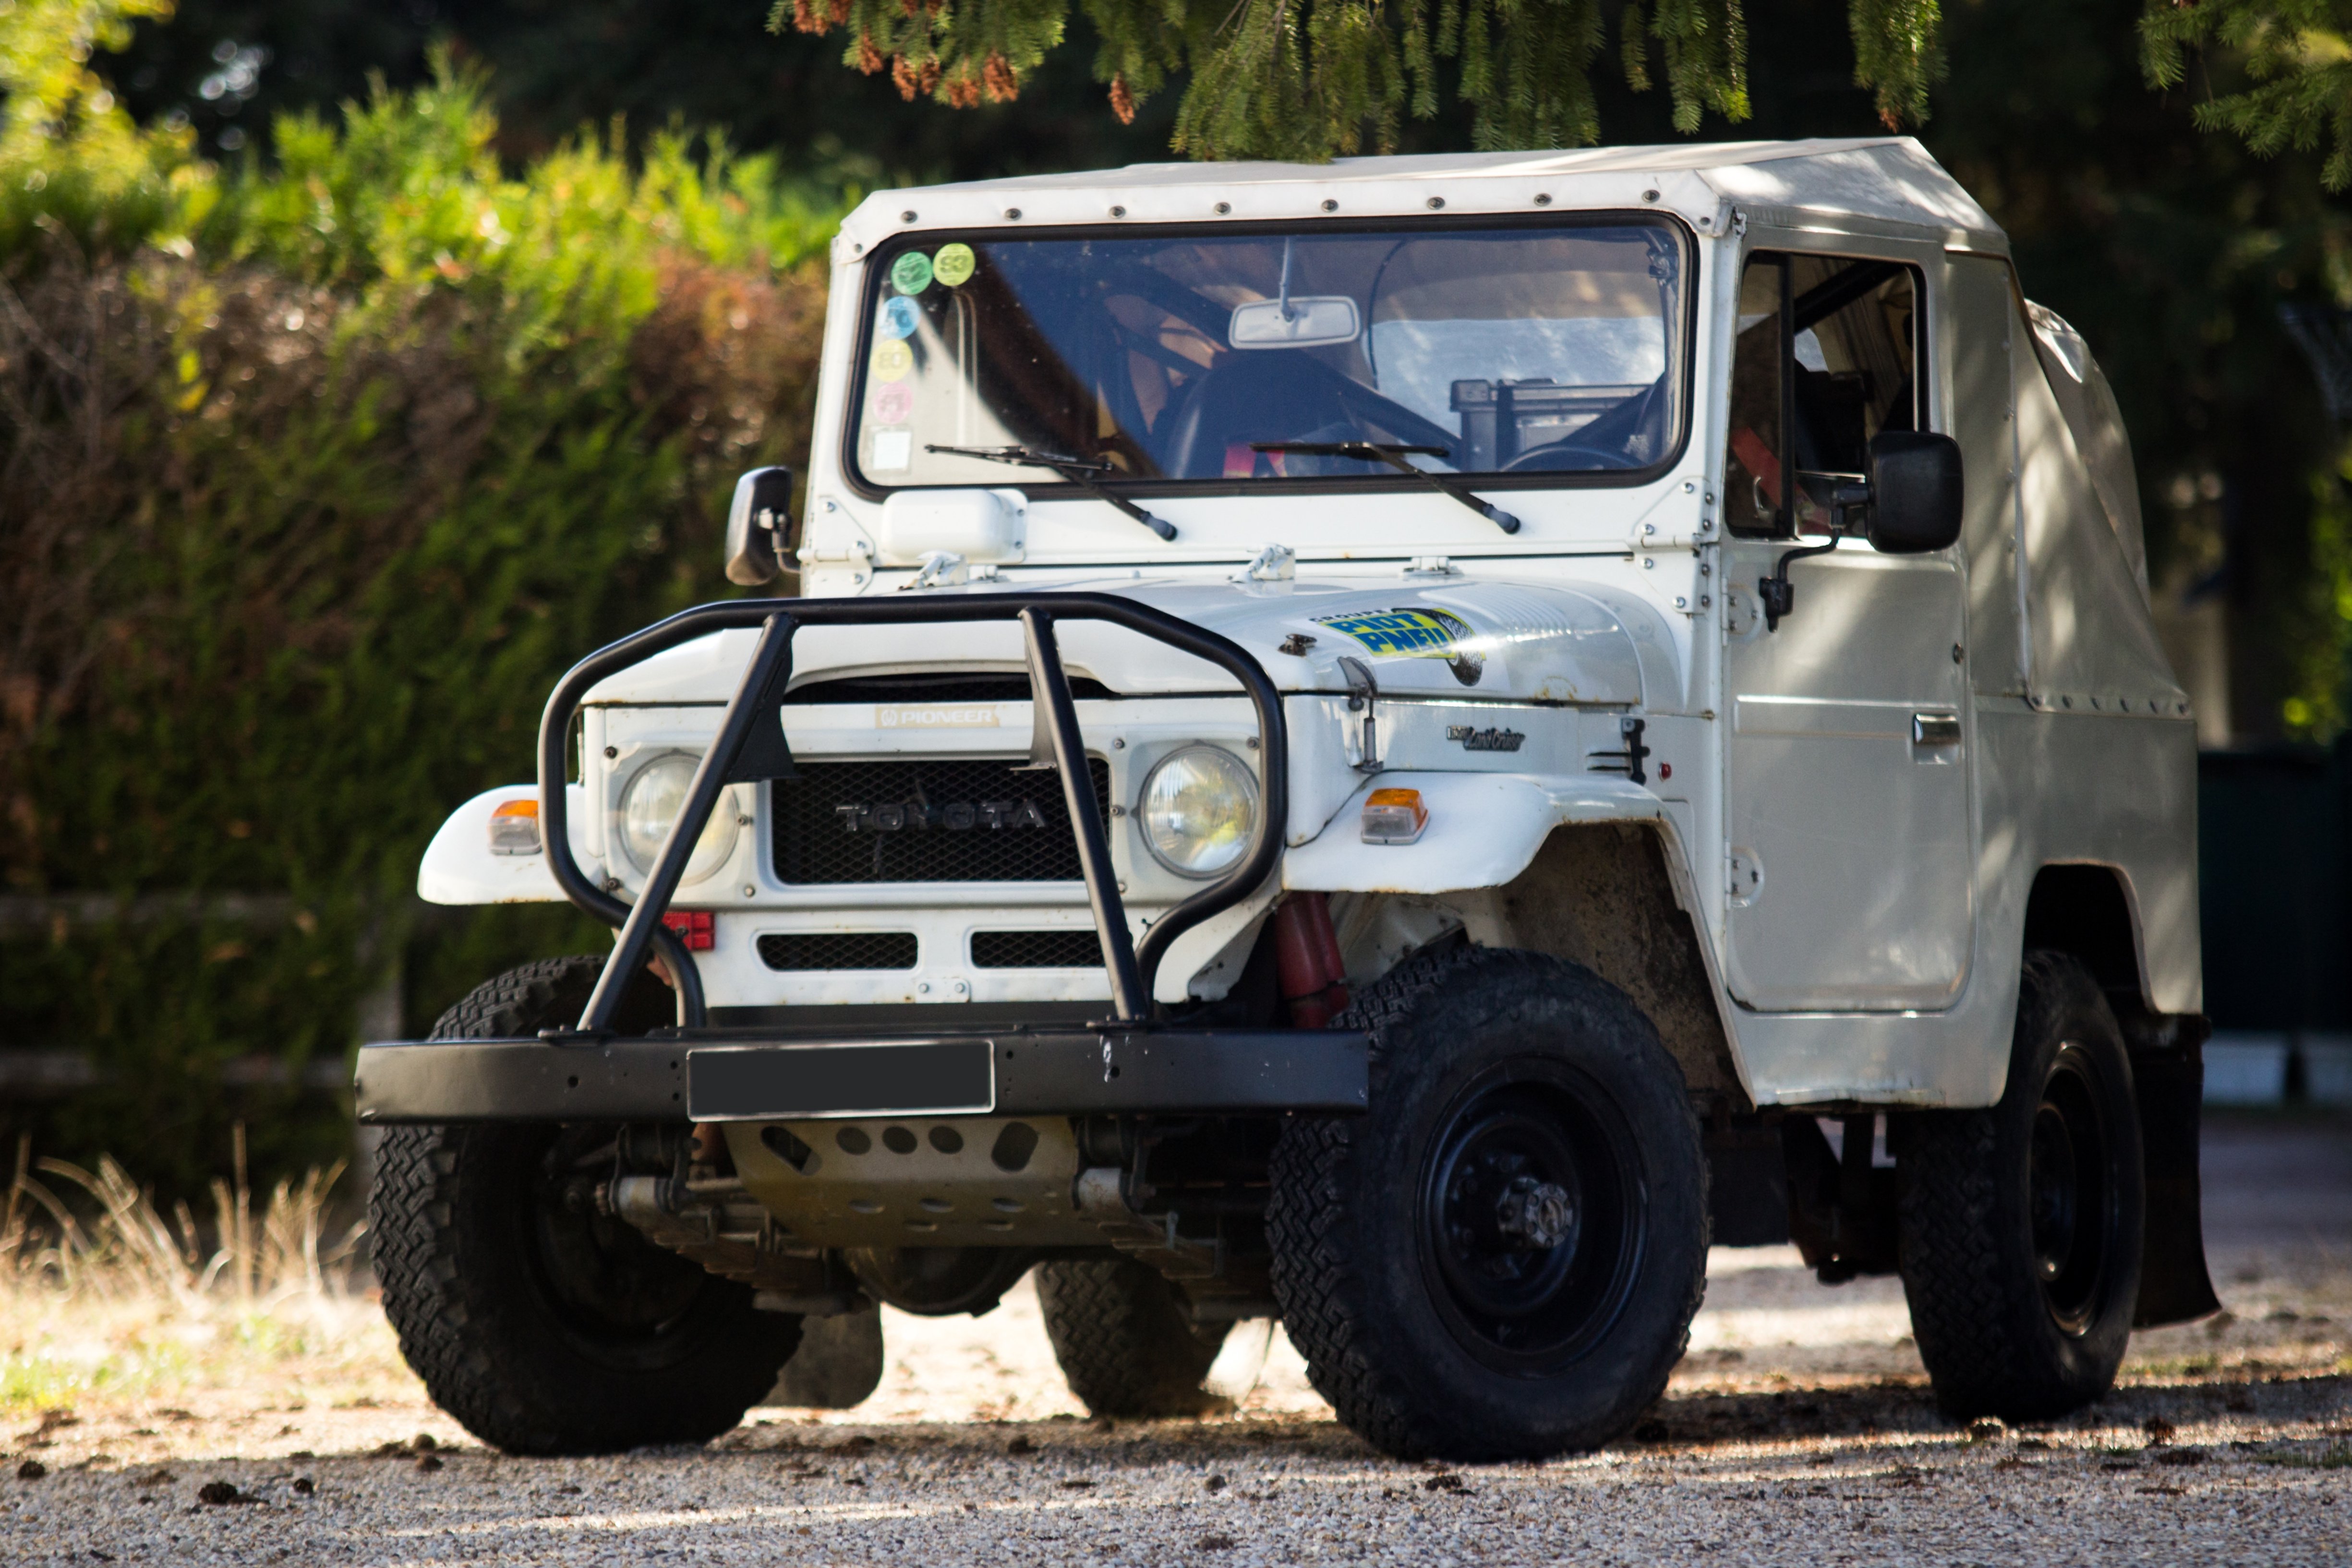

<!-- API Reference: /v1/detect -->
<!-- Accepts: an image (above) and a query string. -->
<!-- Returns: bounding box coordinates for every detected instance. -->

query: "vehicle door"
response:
[1717,245,1975,1012]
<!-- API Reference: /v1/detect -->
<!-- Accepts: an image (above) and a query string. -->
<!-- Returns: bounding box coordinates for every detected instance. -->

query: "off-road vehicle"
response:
[358,137,2218,1460]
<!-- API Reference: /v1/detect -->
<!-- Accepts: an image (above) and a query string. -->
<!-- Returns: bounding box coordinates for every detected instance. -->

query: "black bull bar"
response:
[355,592,1369,1124]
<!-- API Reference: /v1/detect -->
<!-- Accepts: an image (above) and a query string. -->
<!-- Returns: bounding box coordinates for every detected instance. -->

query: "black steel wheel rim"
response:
[519,1126,718,1372]
[2028,1044,2113,1334]
[1416,1059,1646,1375]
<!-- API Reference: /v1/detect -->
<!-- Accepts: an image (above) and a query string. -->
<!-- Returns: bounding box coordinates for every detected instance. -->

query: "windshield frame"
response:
[837,211,1699,503]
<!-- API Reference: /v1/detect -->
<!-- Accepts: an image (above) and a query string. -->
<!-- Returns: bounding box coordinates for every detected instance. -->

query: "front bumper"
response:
[353,1026,1371,1123]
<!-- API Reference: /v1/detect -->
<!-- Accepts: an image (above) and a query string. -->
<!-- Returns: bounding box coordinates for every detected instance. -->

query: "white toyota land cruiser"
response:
[357,137,2218,1461]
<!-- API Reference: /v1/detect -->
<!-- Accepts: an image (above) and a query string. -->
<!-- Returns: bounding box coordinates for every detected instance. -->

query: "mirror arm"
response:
[1761,474,1871,630]
[1761,537,1839,632]
[759,503,798,582]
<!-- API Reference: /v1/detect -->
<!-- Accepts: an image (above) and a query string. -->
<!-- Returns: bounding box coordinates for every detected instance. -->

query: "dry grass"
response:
[0,1127,410,1418]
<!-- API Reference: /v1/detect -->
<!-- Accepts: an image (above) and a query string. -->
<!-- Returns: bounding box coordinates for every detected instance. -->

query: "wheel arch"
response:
[2020,862,2151,1014]
[1446,821,1750,1111]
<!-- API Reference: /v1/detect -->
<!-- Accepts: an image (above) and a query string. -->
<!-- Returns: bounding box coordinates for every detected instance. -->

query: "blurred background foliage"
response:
[1,0,2350,1188]
[1,0,845,1190]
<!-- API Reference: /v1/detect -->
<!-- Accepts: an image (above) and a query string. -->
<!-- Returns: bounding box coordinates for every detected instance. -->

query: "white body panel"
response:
[1720,548,1975,1012]
[419,139,2201,1108]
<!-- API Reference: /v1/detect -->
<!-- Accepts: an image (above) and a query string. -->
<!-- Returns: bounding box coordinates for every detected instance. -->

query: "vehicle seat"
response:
[1158,351,1362,479]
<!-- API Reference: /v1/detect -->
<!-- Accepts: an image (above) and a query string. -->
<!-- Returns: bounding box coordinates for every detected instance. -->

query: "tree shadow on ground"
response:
[681,1369,2348,1472]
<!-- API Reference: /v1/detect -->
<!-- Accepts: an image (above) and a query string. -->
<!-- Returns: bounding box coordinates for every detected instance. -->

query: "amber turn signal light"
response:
[1360,787,1429,845]
[487,796,541,856]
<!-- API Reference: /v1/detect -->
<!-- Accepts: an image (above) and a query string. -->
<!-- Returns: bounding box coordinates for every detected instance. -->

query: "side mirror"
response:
[1864,432,1963,554]
[724,465,795,585]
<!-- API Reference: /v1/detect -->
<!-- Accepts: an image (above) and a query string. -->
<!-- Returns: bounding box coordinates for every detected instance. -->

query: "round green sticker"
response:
[890,250,934,295]
[932,243,976,287]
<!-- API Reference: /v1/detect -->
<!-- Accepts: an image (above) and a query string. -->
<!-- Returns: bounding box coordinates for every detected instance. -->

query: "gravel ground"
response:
[2,1113,2345,1565]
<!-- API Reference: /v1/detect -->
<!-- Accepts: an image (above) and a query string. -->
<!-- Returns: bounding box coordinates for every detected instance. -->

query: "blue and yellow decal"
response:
[1313,607,1484,687]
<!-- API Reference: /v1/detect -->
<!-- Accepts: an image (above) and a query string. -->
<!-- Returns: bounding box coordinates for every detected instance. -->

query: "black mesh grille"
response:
[772,758,1113,884]
[972,929,1107,968]
[757,932,919,971]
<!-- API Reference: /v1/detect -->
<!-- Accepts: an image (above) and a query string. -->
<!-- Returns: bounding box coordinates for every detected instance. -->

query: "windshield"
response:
[848,220,1688,491]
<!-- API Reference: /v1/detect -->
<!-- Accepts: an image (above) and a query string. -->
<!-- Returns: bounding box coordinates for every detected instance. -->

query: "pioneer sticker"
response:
[1314,607,1484,687]
[875,703,1001,729]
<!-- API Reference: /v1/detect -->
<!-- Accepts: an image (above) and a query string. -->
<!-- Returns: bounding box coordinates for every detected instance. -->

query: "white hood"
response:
[582,574,1681,710]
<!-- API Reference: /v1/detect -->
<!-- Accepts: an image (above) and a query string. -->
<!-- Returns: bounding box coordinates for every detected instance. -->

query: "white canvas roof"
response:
[835,138,2005,260]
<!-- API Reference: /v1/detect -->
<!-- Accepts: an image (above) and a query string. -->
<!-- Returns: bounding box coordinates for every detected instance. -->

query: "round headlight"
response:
[617,754,739,883]
[1137,745,1260,879]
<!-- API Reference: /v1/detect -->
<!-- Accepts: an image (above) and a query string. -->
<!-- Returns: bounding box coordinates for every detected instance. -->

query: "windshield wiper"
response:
[1251,442,1521,534]
[924,444,1177,541]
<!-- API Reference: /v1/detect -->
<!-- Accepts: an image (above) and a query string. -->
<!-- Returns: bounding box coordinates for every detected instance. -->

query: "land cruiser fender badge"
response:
[1447,724,1525,752]
[1313,607,1484,687]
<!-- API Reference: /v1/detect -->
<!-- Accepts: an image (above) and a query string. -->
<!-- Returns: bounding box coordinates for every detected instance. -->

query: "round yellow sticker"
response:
[871,339,914,382]
[932,242,976,287]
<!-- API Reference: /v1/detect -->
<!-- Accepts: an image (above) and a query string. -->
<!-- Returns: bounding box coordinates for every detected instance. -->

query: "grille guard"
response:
[535,592,1291,1035]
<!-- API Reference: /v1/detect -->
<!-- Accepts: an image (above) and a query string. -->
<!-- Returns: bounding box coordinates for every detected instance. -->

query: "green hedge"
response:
[0,35,847,1194]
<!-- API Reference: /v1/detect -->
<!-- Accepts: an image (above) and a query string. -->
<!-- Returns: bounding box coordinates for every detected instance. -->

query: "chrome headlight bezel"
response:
[614,751,740,884]
[1135,744,1260,880]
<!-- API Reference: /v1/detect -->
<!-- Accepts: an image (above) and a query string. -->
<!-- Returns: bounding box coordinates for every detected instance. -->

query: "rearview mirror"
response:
[1864,432,1963,554]
[1229,296,1361,350]
[724,465,794,585]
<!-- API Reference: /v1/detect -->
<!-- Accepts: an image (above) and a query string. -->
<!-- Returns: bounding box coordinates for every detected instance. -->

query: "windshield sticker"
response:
[871,339,914,382]
[870,382,914,424]
[890,251,934,295]
[870,430,913,471]
[879,296,920,340]
[1314,608,1484,687]
[932,243,976,287]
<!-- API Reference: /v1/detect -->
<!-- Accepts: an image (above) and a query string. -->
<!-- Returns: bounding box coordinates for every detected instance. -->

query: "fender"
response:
[418,784,591,905]
[1279,772,1663,894]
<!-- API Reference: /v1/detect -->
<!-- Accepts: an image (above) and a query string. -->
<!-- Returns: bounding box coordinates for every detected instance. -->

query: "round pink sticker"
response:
[872,383,914,424]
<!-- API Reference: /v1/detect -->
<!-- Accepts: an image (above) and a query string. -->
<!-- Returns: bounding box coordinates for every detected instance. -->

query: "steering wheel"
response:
[1500,442,1631,473]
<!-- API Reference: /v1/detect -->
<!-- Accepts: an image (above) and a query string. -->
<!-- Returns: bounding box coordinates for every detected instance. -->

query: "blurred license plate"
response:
[687,1040,994,1120]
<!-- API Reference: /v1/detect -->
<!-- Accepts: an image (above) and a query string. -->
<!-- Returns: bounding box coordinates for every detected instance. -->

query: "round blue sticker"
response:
[879,295,920,340]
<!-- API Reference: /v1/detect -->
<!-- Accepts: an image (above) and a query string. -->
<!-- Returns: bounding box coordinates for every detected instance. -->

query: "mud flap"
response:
[2132,1033,2222,1327]
[1704,1120,1790,1248]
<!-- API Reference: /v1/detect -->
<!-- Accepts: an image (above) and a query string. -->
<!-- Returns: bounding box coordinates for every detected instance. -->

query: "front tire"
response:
[371,957,800,1455]
[1898,950,2145,1421]
[1268,946,1709,1461]
[1035,1256,1231,1417]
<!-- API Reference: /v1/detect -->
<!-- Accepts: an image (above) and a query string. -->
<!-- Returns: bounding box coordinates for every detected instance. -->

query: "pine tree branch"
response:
[2140,0,2352,190]
[764,0,1968,161]
[1849,0,1942,131]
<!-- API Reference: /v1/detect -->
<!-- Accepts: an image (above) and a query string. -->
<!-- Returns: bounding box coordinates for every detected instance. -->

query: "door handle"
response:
[1911,713,1962,746]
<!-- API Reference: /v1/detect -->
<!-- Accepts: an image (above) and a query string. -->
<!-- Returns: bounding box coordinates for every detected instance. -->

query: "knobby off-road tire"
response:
[1269,945,1709,1461]
[371,956,800,1455]
[1899,950,2145,1423]
[1035,1256,1231,1418]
